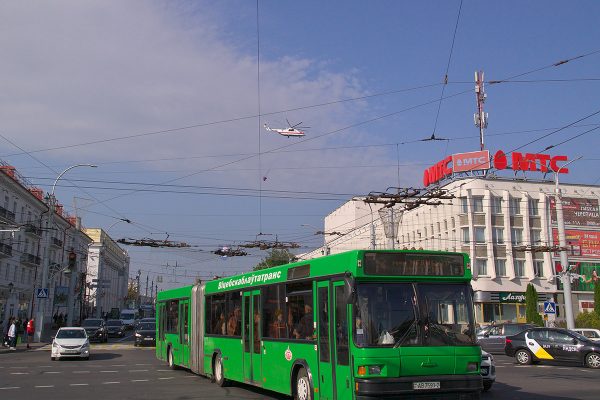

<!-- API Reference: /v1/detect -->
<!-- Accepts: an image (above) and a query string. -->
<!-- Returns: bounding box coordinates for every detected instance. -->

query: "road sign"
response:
[36,288,49,298]
[544,301,556,314]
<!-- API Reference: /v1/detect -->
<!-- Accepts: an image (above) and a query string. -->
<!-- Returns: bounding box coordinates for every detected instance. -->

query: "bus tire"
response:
[168,347,177,370]
[213,354,227,387]
[294,368,312,400]
[515,349,532,365]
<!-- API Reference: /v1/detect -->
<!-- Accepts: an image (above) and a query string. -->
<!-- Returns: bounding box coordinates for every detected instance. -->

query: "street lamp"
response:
[34,164,97,342]
[554,156,581,330]
[107,218,132,232]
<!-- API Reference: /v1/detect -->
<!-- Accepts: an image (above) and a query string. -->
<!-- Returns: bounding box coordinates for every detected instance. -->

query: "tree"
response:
[125,279,138,304]
[254,249,295,271]
[525,283,544,326]
[594,281,600,316]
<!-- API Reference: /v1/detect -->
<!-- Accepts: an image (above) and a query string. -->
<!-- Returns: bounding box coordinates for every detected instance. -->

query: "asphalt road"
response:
[1,335,599,400]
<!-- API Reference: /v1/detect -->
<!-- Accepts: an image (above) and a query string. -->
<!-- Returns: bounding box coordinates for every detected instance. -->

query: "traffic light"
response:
[68,251,77,272]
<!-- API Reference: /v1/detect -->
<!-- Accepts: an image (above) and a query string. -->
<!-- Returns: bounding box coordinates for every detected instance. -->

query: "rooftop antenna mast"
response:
[474,70,488,150]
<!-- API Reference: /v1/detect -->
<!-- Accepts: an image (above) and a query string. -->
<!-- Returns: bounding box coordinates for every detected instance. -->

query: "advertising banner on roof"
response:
[452,150,490,173]
[552,229,600,259]
[549,197,600,227]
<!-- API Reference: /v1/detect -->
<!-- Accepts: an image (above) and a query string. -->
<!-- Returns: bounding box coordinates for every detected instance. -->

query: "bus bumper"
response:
[355,374,482,400]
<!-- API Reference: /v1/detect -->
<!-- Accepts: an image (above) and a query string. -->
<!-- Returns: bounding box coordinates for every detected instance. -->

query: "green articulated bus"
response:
[156,249,482,400]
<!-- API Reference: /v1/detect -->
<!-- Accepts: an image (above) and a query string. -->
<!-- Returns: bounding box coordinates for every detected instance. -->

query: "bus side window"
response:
[287,282,314,341]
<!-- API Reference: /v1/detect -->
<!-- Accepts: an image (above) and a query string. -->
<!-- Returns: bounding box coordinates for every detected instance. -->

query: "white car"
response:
[572,328,600,342]
[51,327,90,361]
[481,350,496,391]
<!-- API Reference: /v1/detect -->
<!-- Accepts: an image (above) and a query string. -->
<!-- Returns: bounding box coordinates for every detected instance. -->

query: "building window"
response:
[460,197,468,213]
[495,259,507,276]
[491,196,503,214]
[514,260,525,277]
[493,227,504,244]
[474,227,486,244]
[444,220,448,231]
[533,260,544,277]
[509,197,521,216]
[451,217,455,228]
[476,259,488,276]
[530,229,541,245]
[462,228,470,244]
[511,228,523,245]
[472,196,484,212]
[529,199,539,216]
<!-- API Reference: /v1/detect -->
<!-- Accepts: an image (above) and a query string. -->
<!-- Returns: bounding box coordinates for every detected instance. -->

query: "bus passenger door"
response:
[179,301,190,367]
[243,290,262,384]
[316,281,334,399]
[157,302,165,359]
[332,281,352,399]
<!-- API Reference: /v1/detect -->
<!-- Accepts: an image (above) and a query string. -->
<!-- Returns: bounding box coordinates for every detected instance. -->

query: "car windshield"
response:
[56,329,86,339]
[354,282,476,347]
[106,320,122,326]
[82,319,102,327]
[137,323,155,331]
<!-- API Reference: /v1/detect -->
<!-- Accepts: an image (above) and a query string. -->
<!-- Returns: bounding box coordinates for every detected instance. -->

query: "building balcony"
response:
[20,252,41,267]
[0,205,16,222]
[24,224,43,238]
[0,243,12,258]
[50,237,63,248]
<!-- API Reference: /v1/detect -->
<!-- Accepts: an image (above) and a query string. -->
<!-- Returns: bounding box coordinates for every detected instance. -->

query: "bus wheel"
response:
[213,354,227,387]
[515,349,532,365]
[168,348,177,370]
[295,368,312,400]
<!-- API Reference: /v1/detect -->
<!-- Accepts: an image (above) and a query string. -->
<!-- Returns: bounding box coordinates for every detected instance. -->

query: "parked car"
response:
[505,327,600,368]
[81,318,108,342]
[106,319,126,337]
[134,321,156,347]
[51,327,90,360]
[572,328,600,342]
[480,350,495,391]
[477,323,536,353]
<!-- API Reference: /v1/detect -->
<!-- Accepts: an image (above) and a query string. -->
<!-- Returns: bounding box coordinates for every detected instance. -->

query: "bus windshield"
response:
[354,282,475,347]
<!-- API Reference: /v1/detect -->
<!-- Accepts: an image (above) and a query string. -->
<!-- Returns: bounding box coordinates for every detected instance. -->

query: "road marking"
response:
[129,369,149,372]
[70,383,89,386]
[73,371,90,374]
[131,379,149,382]
[10,372,29,375]
[116,334,133,343]
[557,367,570,370]
[35,385,55,388]
[156,369,171,372]
[100,370,118,373]
[0,387,20,390]
[135,363,151,366]
[37,365,53,368]
[102,382,120,385]
[158,377,174,380]
[111,364,126,367]
[183,376,196,378]
[43,371,61,374]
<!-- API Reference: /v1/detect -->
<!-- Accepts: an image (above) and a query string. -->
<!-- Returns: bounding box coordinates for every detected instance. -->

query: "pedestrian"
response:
[26,318,35,349]
[8,318,17,350]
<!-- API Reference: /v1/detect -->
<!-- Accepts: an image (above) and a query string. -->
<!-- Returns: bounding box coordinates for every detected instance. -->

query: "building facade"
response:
[83,228,129,318]
[0,163,92,330]
[304,177,600,325]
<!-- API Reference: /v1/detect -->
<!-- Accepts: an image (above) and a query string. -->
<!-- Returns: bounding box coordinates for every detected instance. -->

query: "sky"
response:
[1,0,599,290]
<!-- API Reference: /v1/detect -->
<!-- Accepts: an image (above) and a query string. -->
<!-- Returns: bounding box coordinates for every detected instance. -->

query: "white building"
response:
[83,228,129,318]
[0,162,92,330]
[304,176,600,325]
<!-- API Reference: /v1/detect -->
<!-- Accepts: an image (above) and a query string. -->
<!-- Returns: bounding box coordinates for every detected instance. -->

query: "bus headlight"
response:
[368,365,382,375]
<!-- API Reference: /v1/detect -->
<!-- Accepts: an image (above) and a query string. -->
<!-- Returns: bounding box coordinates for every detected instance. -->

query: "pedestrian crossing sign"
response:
[543,301,556,314]
[36,288,49,298]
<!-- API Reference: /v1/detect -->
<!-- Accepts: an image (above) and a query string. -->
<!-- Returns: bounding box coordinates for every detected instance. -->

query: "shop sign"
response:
[423,149,568,186]
[556,261,599,292]
[499,292,526,303]
[549,197,600,227]
[552,229,600,259]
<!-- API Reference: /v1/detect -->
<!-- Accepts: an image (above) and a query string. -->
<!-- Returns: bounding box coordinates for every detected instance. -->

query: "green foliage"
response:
[254,249,295,271]
[525,284,544,326]
[575,310,600,329]
[595,284,600,315]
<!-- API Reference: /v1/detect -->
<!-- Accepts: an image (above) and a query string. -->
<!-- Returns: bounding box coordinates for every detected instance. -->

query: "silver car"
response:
[51,327,90,361]
[481,350,496,391]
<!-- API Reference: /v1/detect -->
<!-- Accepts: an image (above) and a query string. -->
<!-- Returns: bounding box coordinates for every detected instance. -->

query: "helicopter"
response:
[264,118,309,138]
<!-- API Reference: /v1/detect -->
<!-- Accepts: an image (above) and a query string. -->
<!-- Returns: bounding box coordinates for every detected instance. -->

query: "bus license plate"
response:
[413,381,440,390]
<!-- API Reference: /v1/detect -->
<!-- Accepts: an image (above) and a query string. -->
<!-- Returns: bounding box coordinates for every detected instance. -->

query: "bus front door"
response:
[243,290,262,384]
[332,281,352,399]
[157,302,166,359]
[317,281,334,399]
[179,300,190,367]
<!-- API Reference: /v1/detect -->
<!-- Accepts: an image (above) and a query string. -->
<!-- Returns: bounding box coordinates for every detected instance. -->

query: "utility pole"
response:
[136,270,141,308]
[474,70,488,151]
[145,275,149,304]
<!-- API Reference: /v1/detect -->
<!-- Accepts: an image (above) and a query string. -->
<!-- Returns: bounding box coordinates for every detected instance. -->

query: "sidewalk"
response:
[0,328,57,355]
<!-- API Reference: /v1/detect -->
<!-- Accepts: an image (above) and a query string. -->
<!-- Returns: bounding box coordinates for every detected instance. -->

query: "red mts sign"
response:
[452,150,490,173]
[493,150,569,173]
[552,229,600,259]
[423,156,452,186]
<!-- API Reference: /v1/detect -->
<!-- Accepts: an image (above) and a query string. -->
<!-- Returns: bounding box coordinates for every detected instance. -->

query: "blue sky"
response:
[1,1,599,289]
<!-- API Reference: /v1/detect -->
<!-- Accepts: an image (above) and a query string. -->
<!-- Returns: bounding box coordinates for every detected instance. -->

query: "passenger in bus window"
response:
[293,304,314,340]
[214,312,226,335]
[269,309,287,338]
[254,311,261,352]
[227,307,241,336]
